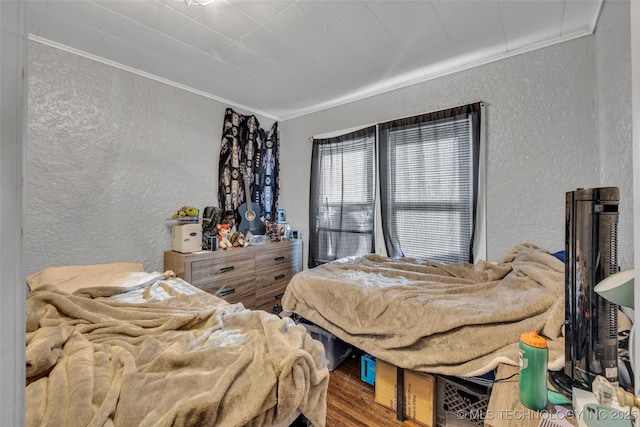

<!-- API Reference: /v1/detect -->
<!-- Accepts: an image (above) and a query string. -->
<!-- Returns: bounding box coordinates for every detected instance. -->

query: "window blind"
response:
[308,126,376,267]
[378,103,481,263]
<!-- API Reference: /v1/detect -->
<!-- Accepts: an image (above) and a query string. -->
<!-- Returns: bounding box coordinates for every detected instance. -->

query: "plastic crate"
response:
[300,322,352,371]
[436,375,492,427]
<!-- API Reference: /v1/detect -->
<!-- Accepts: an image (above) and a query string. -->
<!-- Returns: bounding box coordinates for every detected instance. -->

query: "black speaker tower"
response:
[550,187,620,398]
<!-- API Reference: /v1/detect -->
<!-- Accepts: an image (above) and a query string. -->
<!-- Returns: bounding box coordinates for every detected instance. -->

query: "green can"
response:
[518,331,548,411]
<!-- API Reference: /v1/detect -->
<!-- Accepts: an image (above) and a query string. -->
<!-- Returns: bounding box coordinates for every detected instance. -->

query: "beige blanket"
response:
[26,275,329,427]
[282,243,565,377]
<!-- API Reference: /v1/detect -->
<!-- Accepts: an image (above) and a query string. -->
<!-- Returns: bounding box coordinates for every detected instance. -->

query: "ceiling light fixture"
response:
[176,0,215,6]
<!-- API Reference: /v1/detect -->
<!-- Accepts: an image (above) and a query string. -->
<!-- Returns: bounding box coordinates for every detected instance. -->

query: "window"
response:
[379,103,482,263]
[308,127,376,267]
[308,102,483,266]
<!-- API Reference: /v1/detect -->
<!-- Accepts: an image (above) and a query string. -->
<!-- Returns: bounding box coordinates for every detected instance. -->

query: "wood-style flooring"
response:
[323,350,422,427]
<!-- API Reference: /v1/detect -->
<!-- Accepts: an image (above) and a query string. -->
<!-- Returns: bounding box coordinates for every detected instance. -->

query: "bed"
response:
[282,243,566,377]
[25,262,329,427]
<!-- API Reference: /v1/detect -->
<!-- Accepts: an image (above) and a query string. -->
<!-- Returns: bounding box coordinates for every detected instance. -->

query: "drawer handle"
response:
[274,256,286,262]
[274,274,286,281]
[218,288,236,297]
[219,266,235,273]
[274,293,284,300]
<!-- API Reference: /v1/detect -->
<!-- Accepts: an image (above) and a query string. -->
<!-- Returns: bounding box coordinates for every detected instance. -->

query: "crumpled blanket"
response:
[282,243,565,377]
[26,275,329,427]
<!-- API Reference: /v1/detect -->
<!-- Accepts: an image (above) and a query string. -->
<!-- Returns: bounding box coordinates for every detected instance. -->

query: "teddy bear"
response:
[217,223,233,250]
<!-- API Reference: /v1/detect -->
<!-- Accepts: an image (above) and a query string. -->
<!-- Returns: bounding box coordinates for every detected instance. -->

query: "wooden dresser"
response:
[164,239,302,313]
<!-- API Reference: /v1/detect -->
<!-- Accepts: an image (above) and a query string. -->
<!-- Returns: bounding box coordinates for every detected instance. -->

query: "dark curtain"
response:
[308,126,376,267]
[218,108,279,227]
[378,102,482,263]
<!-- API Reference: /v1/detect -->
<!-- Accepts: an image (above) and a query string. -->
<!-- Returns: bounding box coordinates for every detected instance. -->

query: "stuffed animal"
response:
[172,206,199,219]
[229,229,247,247]
[217,223,233,250]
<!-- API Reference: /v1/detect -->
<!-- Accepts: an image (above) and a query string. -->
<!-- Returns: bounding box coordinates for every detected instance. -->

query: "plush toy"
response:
[229,229,247,247]
[217,223,233,250]
[172,206,199,219]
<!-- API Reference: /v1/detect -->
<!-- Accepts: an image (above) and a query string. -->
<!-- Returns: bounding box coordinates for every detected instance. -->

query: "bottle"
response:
[518,331,548,411]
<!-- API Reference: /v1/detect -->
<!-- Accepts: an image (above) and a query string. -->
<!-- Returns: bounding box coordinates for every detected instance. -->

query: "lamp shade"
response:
[594,269,634,309]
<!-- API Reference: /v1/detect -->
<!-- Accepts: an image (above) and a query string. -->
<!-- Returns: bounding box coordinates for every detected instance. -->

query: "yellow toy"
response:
[172,206,199,219]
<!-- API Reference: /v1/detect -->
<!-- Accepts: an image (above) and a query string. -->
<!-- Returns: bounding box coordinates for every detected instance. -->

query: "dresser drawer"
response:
[255,266,297,312]
[255,245,300,270]
[190,255,255,287]
[255,288,286,313]
[198,275,256,309]
[164,241,301,313]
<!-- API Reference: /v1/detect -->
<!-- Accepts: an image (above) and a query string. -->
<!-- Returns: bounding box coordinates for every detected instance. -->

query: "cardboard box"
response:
[374,360,436,427]
[375,359,399,410]
[405,369,436,426]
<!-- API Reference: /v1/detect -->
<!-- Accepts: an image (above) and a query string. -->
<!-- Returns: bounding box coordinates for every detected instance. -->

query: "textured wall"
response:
[1,1,27,424]
[26,42,274,275]
[282,34,604,265]
[595,0,634,269]
[631,0,640,393]
[26,0,633,273]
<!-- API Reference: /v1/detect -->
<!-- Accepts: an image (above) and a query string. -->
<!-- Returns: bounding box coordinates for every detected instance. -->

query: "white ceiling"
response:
[28,0,603,120]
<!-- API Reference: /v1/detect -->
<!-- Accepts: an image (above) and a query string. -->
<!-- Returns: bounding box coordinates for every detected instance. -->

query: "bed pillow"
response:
[27,262,145,293]
[551,250,565,263]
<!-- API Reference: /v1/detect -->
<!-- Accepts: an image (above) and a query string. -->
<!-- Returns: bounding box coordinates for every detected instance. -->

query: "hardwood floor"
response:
[323,350,422,427]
